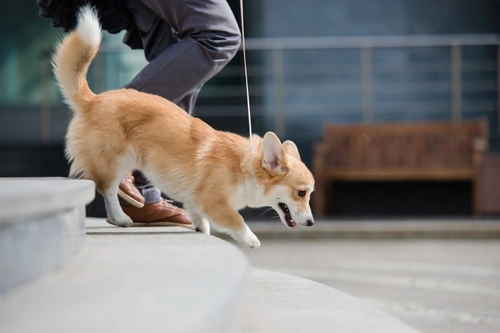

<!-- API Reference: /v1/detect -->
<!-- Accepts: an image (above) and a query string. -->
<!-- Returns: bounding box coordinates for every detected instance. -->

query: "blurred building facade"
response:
[1,0,499,216]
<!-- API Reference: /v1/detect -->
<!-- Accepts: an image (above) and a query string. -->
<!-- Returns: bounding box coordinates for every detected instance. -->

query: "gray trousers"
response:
[123,0,241,203]
[124,0,241,114]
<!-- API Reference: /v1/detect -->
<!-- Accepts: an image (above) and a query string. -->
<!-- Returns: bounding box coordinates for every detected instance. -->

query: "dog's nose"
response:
[306,219,314,227]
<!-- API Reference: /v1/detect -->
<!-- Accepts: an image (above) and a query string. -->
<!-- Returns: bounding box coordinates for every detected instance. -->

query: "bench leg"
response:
[314,180,331,218]
[473,177,482,216]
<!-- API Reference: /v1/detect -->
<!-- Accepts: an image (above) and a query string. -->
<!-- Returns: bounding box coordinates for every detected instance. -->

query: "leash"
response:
[239,0,253,141]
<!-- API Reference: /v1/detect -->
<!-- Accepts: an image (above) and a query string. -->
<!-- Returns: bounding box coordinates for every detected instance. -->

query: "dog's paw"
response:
[243,234,261,249]
[234,226,261,249]
[195,219,211,234]
[106,216,133,228]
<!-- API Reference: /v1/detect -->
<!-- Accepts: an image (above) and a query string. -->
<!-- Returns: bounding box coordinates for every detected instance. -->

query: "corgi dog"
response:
[52,6,315,248]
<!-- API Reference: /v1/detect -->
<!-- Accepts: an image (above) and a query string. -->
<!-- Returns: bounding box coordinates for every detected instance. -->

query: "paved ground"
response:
[242,238,500,333]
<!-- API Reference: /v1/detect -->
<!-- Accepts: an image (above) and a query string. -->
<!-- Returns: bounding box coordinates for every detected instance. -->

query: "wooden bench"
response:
[313,119,489,216]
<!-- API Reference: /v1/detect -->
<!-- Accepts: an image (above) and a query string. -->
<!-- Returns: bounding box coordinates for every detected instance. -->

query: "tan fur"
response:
[53,7,315,248]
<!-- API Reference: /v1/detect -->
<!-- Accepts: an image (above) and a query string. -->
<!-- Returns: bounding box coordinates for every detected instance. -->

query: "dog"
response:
[52,6,315,248]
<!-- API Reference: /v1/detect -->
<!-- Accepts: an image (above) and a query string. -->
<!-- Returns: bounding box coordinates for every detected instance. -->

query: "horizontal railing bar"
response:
[284,100,495,110]
[215,61,498,78]
[196,97,497,113]
[199,80,497,98]
[196,104,497,117]
[243,34,500,50]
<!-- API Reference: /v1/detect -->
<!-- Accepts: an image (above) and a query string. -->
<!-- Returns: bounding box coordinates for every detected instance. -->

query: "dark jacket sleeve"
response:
[38,0,79,31]
[37,0,142,48]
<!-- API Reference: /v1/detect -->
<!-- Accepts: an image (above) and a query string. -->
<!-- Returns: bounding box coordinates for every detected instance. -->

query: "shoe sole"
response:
[106,219,195,230]
[118,189,145,208]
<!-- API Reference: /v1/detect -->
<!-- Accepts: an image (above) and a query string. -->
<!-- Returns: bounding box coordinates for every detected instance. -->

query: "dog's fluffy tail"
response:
[52,6,101,112]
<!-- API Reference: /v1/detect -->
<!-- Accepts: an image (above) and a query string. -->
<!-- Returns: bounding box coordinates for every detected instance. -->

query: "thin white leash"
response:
[239,0,253,141]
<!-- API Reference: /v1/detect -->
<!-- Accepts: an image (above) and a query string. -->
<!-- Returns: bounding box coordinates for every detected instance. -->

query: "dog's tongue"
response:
[292,221,296,230]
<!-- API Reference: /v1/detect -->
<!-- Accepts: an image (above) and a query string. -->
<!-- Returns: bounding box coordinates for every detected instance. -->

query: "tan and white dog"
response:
[52,6,315,248]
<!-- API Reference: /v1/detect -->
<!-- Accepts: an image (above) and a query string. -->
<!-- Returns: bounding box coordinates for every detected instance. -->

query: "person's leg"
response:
[130,170,159,204]
[125,0,241,114]
[119,0,240,221]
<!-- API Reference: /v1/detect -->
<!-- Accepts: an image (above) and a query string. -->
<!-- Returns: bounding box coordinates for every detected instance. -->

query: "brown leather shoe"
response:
[118,173,145,208]
[121,199,193,225]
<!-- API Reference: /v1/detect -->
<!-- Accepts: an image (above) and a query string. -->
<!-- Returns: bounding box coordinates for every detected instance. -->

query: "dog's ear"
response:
[282,140,301,161]
[261,132,288,175]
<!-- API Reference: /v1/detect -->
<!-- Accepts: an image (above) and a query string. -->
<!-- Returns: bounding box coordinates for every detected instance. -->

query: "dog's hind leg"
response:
[188,210,210,234]
[89,161,134,228]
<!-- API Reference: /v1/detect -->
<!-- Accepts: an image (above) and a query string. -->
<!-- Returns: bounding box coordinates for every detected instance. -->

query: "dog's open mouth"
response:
[279,203,296,230]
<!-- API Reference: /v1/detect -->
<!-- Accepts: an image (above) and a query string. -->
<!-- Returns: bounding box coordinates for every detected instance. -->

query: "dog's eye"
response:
[298,190,306,197]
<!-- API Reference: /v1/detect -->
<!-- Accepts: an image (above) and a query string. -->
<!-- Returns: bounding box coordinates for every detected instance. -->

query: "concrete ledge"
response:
[243,268,421,333]
[246,219,500,239]
[0,218,250,333]
[0,178,94,293]
[0,178,95,223]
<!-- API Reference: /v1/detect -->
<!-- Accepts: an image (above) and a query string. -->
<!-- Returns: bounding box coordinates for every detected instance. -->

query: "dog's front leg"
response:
[204,207,260,249]
[102,187,133,227]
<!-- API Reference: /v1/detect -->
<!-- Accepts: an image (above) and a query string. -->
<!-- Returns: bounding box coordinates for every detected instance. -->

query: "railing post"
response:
[272,48,285,137]
[40,50,51,143]
[93,51,103,94]
[361,47,373,123]
[497,44,500,131]
[451,45,462,121]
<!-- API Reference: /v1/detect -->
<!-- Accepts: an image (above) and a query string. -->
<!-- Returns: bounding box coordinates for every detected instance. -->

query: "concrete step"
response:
[0,218,249,333]
[1,215,422,333]
[0,177,94,293]
[243,268,421,333]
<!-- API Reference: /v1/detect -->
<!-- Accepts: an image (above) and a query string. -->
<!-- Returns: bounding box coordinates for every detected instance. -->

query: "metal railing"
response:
[206,34,500,138]
[240,35,500,137]
[43,34,500,143]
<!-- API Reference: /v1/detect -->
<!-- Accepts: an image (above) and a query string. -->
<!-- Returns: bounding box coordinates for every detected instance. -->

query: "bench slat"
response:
[326,168,474,181]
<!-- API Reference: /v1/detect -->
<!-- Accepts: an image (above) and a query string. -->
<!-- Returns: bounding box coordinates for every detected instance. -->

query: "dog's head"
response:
[258,132,315,229]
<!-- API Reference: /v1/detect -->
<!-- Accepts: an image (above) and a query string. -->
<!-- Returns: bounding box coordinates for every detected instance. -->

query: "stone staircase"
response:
[0,178,94,293]
[0,178,420,333]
